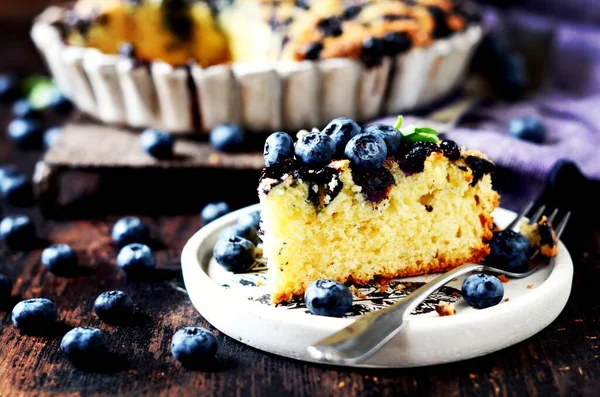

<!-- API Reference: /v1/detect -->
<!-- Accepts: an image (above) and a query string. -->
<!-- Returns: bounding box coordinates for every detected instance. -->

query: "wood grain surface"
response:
[0,20,599,397]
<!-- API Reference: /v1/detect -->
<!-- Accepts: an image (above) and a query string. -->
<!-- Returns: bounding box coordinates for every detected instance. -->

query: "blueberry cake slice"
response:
[259,117,499,304]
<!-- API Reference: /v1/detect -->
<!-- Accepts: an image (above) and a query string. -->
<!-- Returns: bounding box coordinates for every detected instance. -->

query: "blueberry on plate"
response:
[111,216,150,247]
[11,298,58,333]
[295,131,335,166]
[263,132,294,167]
[461,274,504,309]
[0,74,22,103]
[12,99,41,120]
[0,215,36,250]
[304,279,353,317]
[322,117,362,156]
[117,243,156,274]
[61,327,109,364]
[141,129,175,160]
[209,124,246,152]
[0,173,34,206]
[201,201,230,225]
[43,127,62,150]
[219,224,259,245]
[49,92,73,115]
[171,327,219,367]
[237,210,261,230]
[7,118,43,149]
[344,132,388,170]
[0,274,13,305]
[363,124,402,155]
[94,290,135,325]
[439,140,461,160]
[508,117,546,144]
[487,229,531,271]
[41,244,79,275]
[213,236,256,272]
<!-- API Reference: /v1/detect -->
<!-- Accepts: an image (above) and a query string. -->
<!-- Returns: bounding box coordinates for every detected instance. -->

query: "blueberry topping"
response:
[304,42,323,60]
[397,142,440,173]
[464,156,494,186]
[322,117,362,156]
[237,210,261,230]
[111,217,150,247]
[117,243,157,274]
[41,244,79,275]
[94,290,135,325]
[49,92,73,115]
[219,224,259,246]
[0,215,36,250]
[43,127,62,150]
[440,140,461,160]
[508,117,545,144]
[12,99,41,120]
[295,131,335,166]
[0,274,13,306]
[363,124,402,155]
[141,129,175,160]
[264,132,294,167]
[486,230,531,271]
[351,166,395,203]
[361,37,384,68]
[343,5,364,20]
[304,279,353,317]
[317,17,343,37]
[0,74,22,103]
[7,119,43,149]
[11,298,58,334]
[61,327,109,364]
[0,173,34,206]
[210,124,246,152]
[201,201,230,225]
[213,236,256,273]
[344,132,388,170]
[461,274,504,309]
[171,327,219,367]
[427,6,451,38]
[382,32,412,56]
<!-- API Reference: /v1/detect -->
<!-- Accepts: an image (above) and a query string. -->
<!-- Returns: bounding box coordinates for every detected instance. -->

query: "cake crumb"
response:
[435,301,456,317]
[504,298,510,302]
[338,381,345,388]
[497,275,509,283]
[349,285,366,299]
[395,283,406,291]
[469,374,477,380]
[526,284,533,289]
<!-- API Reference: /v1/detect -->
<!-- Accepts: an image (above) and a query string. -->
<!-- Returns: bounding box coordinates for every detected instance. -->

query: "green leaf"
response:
[404,132,440,143]
[399,125,417,136]
[414,127,438,135]
[394,115,404,129]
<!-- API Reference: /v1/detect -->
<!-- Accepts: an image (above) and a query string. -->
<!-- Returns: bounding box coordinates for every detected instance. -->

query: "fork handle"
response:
[307,263,484,365]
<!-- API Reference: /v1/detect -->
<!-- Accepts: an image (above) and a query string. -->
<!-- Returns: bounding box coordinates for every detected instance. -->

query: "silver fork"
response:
[307,202,571,365]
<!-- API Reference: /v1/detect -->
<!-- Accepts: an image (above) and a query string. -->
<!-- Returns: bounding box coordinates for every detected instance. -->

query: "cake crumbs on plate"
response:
[526,284,533,289]
[497,275,509,283]
[504,297,510,302]
[349,285,366,299]
[435,301,456,317]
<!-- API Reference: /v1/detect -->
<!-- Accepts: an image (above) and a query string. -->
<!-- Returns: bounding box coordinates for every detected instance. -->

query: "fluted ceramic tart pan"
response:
[31,7,483,135]
[181,204,573,368]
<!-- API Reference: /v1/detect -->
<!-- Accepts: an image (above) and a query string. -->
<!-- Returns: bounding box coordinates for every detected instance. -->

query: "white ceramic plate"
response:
[181,204,573,368]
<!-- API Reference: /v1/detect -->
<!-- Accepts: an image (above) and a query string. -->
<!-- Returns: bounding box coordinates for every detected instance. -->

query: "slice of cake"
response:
[259,117,499,303]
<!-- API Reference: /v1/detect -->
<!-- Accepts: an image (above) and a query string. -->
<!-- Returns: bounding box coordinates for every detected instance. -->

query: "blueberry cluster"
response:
[213,209,261,273]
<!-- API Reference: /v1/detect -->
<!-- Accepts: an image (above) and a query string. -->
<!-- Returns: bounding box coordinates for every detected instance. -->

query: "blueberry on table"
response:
[322,117,362,156]
[117,243,156,275]
[201,201,230,225]
[440,140,461,160]
[7,118,43,149]
[0,74,22,103]
[11,298,58,334]
[344,132,388,170]
[213,236,256,272]
[111,216,150,247]
[219,224,259,246]
[264,132,294,167]
[61,327,109,364]
[237,210,261,230]
[0,274,13,306]
[363,124,402,155]
[0,173,34,206]
[94,290,135,325]
[49,92,73,115]
[509,117,546,144]
[0,215,37,250]
[141,129,175,160]
[43,127,62,150]
[209,124,246,153]
[295,131,335,166]
[487,229,531,271]
[461,274,504,309]
[12,99,41,120]
[304,280,353,317]
[171,327,219,367]
[41,244,79,275]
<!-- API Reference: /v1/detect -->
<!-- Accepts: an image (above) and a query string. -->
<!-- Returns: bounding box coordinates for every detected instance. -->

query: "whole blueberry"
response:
[43,127,62,149]
[382,32,412,56]
[12,99,41,120]
[322,117,362,156]
[440,139,461,160]
[361,37,384,68]
[7,118,43,149]
[171,327,219,367]
[213,236,256,272]
[141,129,175,160]
[487,230,531,271]
[49,92,73,115]
[209,124,245,152]
[294,131,335,166]
[0,74,22,103]
[201,201,230,225]
[117,243,156,274]
[304,42,323,60]
[41,244,79,275]
[398,142,440,173]
[111,217,150,247]
[363,124,401,155]
[219,224,259,245]
[344,132,388,170]
[461,274,504,309]
[0,274,13,306]
[61,327,109,364]
[11,298,57,333]
[508,117,546,144]
[94,290,135,325]
[0,215,36,250]
[304,279,353,317]
[237,210,260,230]
[264,132,294,167]
[0,173,34,206]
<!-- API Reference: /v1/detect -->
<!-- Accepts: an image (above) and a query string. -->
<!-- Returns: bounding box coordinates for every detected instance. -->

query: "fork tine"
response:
[555,212,571,238]
[506,201,535,230]
[547,208,559,224]
[529,205,547,225]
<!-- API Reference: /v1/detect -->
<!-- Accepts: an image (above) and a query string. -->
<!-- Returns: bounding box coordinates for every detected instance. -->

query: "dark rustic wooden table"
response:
[1,20,599,397]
